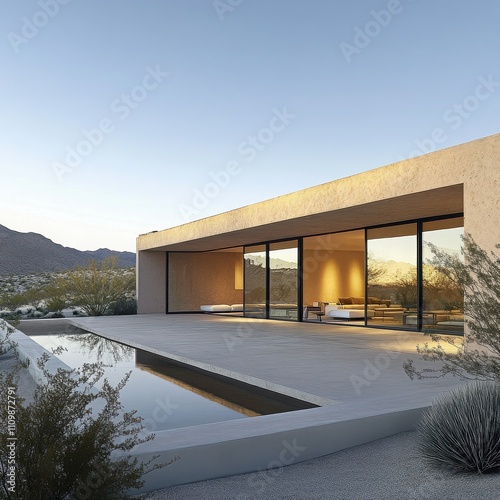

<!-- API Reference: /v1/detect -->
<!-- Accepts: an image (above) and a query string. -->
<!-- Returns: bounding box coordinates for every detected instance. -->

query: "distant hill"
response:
[246,254,298,269]
[0,224,135,275]
[374,260,416,284]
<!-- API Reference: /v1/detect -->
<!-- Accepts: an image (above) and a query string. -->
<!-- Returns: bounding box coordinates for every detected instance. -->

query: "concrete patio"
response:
[46,314,467,492]
[68,314,464,412]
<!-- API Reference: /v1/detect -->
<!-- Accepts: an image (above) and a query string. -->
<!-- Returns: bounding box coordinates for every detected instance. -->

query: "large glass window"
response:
[168,250,243,312]
[269,241,298,320]
[302,230,365,322]
[422,217,464,335]
[244,245,267,318]
[167,216,464,332]
[367,224,417,328]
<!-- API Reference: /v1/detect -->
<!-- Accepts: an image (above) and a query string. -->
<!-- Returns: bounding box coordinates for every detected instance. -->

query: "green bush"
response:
[0,325,167,499]
[418,381,500,474]
[109,298,137,316]
[50,258,136,316]
[404,234,500,383]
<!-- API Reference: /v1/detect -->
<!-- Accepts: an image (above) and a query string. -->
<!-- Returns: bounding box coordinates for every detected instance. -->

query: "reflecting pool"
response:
[30,331,315,431]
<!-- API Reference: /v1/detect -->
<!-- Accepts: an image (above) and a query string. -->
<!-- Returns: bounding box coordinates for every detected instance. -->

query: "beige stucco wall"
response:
[168,252,243,312]
[137,251,166,314]
[461,137,500,253]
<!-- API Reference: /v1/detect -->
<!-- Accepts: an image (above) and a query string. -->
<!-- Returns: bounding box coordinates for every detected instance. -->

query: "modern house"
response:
[136,133,500,335]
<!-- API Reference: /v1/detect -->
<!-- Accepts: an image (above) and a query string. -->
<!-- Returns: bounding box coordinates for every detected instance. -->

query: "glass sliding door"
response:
[269,241,298,320]
[367,224,417,328]
[244,245,267,318]
[302,230,365,323]
[422,217,464,335]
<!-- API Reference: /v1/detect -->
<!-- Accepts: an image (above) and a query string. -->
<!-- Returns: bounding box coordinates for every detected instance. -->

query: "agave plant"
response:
[418,381,500,474]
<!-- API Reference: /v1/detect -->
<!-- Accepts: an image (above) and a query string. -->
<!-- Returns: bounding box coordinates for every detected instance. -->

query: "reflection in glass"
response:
[269,241,298,320]
[422,218,464,335]
[244,245,267,318]
[367,224,417,328]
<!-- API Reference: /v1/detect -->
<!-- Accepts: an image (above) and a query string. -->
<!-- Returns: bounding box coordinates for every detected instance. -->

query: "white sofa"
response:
[325,304,376,320]
[200,304,244,312]
[324,301,405,320]
[201,303,298,318]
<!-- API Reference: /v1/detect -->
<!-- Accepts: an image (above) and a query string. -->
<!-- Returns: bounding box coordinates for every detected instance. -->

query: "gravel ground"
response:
[144,431,500,500]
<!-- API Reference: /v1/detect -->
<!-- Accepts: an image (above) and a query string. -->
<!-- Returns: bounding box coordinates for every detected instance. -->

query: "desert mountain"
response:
[0,224,135,275]
[373,260,417,284]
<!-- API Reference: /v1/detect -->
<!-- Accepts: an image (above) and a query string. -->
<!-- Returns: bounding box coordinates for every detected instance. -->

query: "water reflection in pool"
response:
[30,332,316,431]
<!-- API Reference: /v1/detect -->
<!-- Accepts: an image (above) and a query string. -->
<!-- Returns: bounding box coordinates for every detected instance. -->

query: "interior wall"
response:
[168,252,243,312]
[303,250,365,305]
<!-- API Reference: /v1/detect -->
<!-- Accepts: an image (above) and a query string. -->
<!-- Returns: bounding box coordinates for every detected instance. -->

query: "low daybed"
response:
[325,305,375,320]
[200,303,297,317]
[200,304,244,313]
[324,297,403,320]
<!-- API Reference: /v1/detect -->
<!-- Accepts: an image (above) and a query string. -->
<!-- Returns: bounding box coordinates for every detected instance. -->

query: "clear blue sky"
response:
[1,0,499,252]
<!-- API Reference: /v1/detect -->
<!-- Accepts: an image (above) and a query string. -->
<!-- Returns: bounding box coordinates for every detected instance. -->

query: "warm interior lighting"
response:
[235,258,243,290]
[350,259,364,296]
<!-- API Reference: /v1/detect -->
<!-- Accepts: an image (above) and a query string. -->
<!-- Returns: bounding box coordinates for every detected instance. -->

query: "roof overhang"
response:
[138,184,463,252]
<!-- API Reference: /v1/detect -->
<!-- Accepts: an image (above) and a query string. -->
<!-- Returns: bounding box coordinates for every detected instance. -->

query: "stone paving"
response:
[69,314,465,415]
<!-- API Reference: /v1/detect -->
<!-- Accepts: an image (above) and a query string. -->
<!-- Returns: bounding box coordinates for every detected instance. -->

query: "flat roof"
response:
[139,186,463,252]
[135,135,497,252]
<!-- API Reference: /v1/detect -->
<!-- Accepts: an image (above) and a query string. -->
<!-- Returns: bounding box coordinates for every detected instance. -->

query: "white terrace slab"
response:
[70,314,464,413]
[54,314,467,492]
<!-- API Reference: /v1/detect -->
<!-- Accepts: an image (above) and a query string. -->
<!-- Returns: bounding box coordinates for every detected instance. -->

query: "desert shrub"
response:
[418,381,500,474]
[48,312,65,319]
[109,298,137,316]
[0,294,26,312]
[0,312,16,321]
[0,320,168,499]
[50,258,135,316]
[43,285,68,314]
[404,234,500,382]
